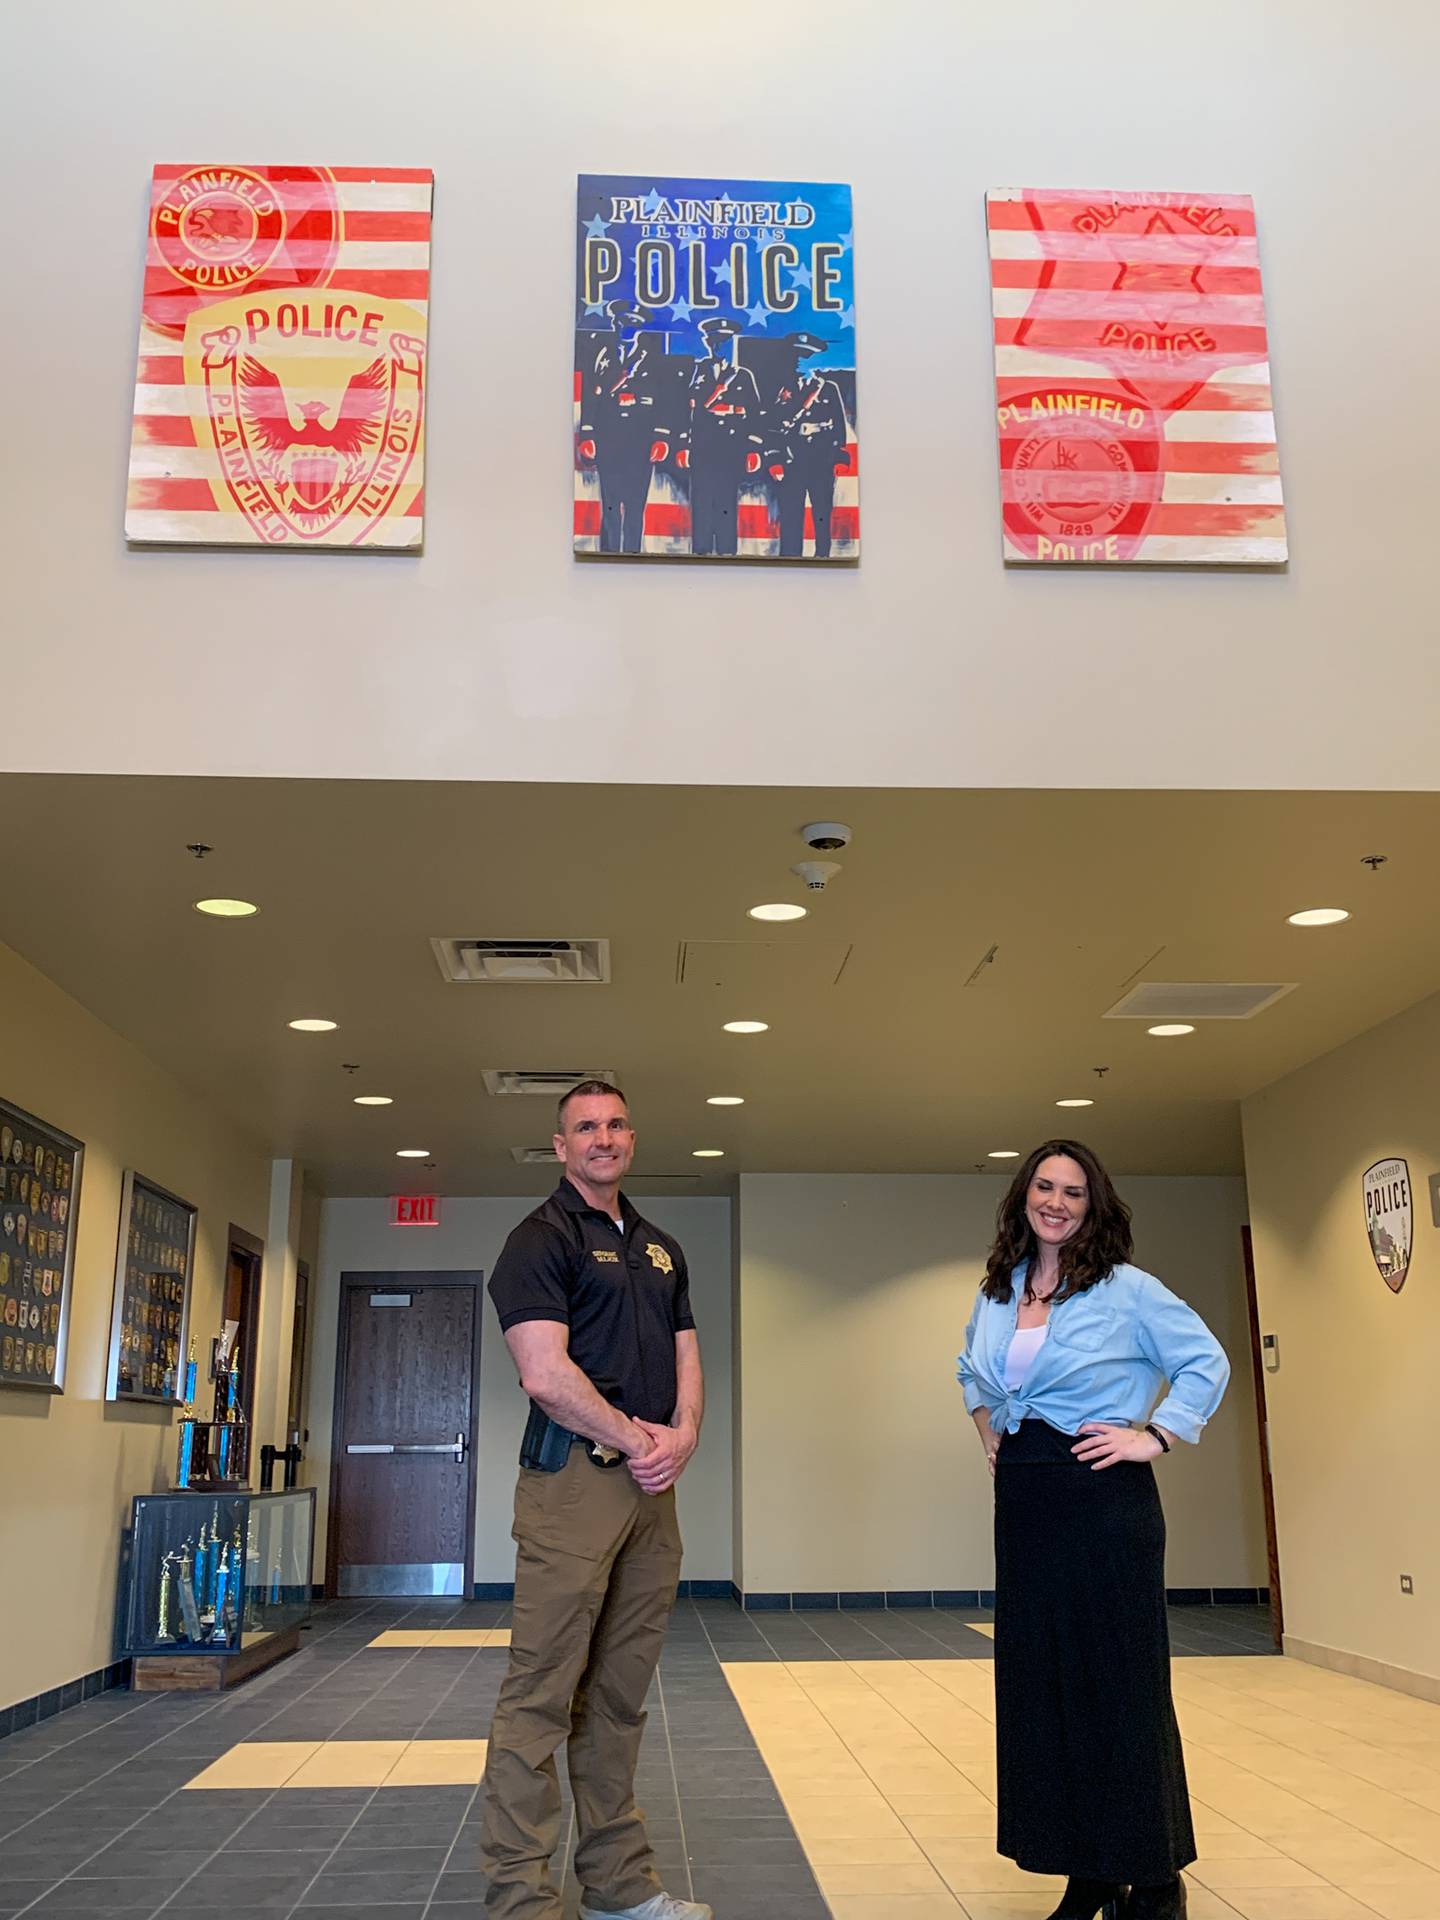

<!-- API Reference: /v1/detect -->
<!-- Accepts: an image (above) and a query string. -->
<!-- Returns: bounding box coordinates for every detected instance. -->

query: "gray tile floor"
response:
[0,1598,1274,1919]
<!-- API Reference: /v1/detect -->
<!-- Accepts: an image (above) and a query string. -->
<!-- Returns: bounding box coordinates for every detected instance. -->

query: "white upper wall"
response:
[9,1,1438,790]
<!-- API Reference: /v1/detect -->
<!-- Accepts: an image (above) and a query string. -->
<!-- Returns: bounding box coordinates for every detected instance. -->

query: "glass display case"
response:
[122,1487,314,1664]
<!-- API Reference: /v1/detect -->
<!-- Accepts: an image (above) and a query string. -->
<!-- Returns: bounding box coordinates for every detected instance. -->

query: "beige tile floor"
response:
[723,1653,1440,1920]
[182,1736,489,1789]
[366,1626,513,1648]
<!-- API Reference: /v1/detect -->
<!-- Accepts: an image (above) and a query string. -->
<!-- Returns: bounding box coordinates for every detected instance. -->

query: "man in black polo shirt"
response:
[480,1081,708,1920]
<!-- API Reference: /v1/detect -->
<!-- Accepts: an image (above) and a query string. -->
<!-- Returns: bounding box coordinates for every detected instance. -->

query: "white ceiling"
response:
[3,776,1438,1194]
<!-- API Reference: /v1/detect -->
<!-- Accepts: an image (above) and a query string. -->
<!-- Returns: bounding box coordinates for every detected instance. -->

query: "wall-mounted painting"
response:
[574,174,858,561]
[107,1171,198,1405]
[987,188,1285,565]
[126,165,432,550]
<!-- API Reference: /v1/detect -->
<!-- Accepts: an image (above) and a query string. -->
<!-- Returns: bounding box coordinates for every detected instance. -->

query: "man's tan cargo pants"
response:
[480,1447,683,1919]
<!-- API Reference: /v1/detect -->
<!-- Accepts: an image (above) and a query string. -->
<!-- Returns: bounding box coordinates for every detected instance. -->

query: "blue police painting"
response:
[574,174,858,561]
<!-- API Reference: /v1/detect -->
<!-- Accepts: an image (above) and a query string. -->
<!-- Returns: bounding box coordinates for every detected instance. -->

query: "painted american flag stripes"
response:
[126,165,432,550]
[987,188,1285,565]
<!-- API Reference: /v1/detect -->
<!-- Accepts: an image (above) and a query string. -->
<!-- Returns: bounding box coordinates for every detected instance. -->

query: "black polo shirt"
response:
[488,1179,695,1424]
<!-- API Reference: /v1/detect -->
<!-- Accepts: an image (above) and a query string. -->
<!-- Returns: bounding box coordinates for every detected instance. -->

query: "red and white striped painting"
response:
[988,188,1285,565]
[126,165,432,550]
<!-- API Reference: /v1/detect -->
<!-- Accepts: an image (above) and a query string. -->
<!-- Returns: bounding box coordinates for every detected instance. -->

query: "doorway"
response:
[1241,1225,1284,1648]
[326,1272,483,1598]
[223,1223,264,1428]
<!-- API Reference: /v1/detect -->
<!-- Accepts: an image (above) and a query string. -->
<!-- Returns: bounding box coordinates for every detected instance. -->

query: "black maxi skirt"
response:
[993,1420,1196,1885]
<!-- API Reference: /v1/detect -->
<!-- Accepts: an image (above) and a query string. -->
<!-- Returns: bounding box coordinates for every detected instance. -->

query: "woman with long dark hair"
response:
[956,1140,1230,1920]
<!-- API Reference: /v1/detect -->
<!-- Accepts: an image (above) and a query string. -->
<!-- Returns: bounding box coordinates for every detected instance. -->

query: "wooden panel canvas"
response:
[987,188,1285,565]
[574,174,858,560]
[126,165,432,550]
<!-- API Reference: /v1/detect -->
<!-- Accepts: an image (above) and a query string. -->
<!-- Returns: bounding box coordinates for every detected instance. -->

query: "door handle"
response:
[452,1429,468,1464]
[346,1437,470,1459]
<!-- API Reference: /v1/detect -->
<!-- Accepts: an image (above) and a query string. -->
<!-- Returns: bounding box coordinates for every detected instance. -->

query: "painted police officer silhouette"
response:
[765,330,850,559]
[682,313,765,557]
[577,299,675,555]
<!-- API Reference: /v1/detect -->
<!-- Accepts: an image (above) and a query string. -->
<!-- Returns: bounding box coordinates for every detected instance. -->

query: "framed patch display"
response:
[574,173,858,560]
[987,187,1285,565]
[126,165,433,550]
[107,1172,198,1404]
[0,1099,84,1394]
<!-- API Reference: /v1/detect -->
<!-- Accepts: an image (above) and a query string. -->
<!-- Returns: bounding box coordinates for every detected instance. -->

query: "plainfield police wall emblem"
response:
[1363,1158,1412,1294]
[126,165,432,550]
[645,1242,674,1275]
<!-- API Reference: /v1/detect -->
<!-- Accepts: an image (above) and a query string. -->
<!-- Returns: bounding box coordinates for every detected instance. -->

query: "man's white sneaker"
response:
[578,1894,714,1920]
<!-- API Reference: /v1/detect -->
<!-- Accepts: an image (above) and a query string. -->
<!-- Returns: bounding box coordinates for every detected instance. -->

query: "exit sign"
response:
[391,1194,440,1227]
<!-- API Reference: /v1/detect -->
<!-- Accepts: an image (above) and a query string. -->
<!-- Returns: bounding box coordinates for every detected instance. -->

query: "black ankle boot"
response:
[1047,1882,1126,1920]
[1123,1878,1187,1920]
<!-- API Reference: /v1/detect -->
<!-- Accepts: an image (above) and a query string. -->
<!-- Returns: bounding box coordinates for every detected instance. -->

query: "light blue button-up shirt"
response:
[956,1262,1230,1445]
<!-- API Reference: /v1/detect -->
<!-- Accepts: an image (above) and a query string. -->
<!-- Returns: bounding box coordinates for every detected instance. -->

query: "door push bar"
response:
[346,1431,469,1463]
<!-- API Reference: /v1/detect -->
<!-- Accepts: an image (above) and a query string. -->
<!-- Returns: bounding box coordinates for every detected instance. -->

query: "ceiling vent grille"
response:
[1103,981,1297,1022]
[432,938,610,985]
[510,1146,562,1165]
[483,1069,617,1099]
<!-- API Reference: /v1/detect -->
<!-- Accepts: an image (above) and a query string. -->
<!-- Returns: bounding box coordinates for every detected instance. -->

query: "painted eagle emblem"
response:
[238,356,389,514]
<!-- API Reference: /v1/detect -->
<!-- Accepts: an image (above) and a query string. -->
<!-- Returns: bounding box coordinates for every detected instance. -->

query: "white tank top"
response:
[1004,1322,1049,1393]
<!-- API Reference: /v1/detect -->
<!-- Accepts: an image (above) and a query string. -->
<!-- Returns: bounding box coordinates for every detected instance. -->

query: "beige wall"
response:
[0,941,273,1711]
[1243,989,1440,1687]
[307,1195,734,1587]
[736,1172,1265,1594]
[8,0,1440,792]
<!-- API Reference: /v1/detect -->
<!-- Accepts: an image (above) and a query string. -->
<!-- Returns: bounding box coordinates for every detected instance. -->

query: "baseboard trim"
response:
[1284,1634,1440,1705]
[0,1660,132,1742]
[733,1585,1266,1613]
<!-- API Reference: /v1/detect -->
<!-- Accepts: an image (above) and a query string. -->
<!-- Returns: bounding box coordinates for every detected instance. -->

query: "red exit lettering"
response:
[391,1194,440,1227]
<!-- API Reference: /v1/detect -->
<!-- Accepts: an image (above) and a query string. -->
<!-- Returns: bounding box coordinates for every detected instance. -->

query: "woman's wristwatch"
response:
[1144,1423,1171,1454]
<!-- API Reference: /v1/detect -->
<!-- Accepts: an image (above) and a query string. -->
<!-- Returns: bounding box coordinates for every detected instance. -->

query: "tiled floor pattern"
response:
[3,1599,1436,1920]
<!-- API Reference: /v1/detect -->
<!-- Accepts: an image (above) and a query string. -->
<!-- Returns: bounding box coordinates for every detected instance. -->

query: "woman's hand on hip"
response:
[1072,1423,1164,1469]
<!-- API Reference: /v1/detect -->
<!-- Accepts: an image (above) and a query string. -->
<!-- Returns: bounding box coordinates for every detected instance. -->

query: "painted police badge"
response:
[645,1241,674,1275]
[1363,1158,1412,1294]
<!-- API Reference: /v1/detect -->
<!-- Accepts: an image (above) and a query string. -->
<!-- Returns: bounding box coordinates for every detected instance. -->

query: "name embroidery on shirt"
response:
[592,1249,620,1264]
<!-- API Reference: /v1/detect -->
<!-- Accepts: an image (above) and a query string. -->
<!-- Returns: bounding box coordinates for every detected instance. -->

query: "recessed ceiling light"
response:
[193,897,258,918]
[354,1095,394,1106]
[747,902,808,923]
[1056,1098,1094,1109]
[1287,907,1350,927]
[288,1018,337,1033]
[723,1020,769,1034]
[1148,1024,1195,1037]
[707,1095,745,1106]
[395,1148,430,1158]
[692,1148,725,1158]
[989,1149,1020,1159]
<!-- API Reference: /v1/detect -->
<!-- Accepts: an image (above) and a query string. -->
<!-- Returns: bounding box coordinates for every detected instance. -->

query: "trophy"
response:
[175,1337,199,1488]
[211,1543,231,1644]
[177,1539,202,1643]
[156,1549,176,1643]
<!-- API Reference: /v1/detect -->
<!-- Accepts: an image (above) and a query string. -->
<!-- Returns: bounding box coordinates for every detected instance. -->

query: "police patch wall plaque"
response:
[126,166,432,550]
[1363,1158,1413,1295]
[575,174,858,560]
[0,1097,84,1395]
[987,189,1285,566]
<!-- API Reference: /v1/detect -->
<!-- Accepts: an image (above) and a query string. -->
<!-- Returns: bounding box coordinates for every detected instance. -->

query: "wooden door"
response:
[1241,1226,1284,1647]
[327,1273,482,1598]
[223,1224,264,1428]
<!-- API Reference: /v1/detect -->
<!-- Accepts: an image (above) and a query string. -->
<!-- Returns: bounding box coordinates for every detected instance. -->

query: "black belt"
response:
[520,1400,627,1472]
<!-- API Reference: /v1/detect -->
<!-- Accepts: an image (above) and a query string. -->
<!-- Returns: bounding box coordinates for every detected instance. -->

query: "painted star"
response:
[789,263,813,291]
[714,258,734,285]
[583,300,606,319]
[839,304,856,329]
[745,300,770,329]
[584,213,610,240]
[642,188,664,217]
[669,295,694,321]
[838,229,853,252]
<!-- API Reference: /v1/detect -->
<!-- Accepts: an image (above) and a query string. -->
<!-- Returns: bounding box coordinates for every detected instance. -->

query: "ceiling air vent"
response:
[510,1146,563,1165]
[432,938,610,985]
[1104,981,1297,1022]
[483,1069,617,1099]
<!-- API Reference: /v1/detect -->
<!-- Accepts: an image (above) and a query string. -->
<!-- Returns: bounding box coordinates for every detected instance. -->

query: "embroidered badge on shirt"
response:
[592,1249,620,1264]
[645,1241,673,1275]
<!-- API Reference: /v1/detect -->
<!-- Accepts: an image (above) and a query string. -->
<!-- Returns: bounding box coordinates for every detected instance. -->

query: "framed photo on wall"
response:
[0,1098,84,1394]
[106,1171,197,1405]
